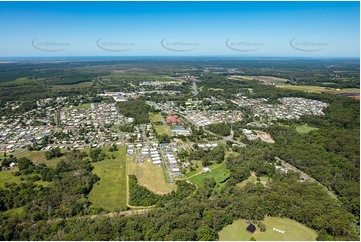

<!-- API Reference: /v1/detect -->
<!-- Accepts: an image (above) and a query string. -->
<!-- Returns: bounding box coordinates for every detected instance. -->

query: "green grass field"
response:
[237,173,270,189]
[277,85,360,95]
[189,161,230,192]
[128,159,176,194]
[219,217,318,241]
[75,103,91,110]
[295,124,319,134]
[154,124,171,136]
[88,146,127,211]
[149,112,163,123]
[51,81,93,90]
[17,150,63,168]
[0,168,51,188]
[0,77,33,86]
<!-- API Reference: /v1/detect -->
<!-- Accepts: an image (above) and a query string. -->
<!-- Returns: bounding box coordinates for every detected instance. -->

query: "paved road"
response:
[159,146,173,183]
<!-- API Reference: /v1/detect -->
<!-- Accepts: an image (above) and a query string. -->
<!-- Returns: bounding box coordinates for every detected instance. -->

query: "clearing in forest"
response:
[219,217,318,241]
[88,146,127,211]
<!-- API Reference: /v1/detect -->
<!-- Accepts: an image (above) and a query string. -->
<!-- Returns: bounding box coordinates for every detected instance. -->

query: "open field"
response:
[51,81,93,90]
[296,124,319,134]
[149,112,163,123]
[17,150,63,168]
[189,161,230,192]
[0,168,51,188]
[229,75,289,84]
[237,173,270,189]
[219,217,317,241]
[127,159,176,195]
[88,146,127,211]
[75,103,91,110]
[154,124,171,136]
[277,85,360,95]
[0,77,33,86]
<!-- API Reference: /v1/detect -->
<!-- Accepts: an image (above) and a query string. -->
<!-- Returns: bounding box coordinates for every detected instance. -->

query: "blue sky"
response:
[0,1,359,57]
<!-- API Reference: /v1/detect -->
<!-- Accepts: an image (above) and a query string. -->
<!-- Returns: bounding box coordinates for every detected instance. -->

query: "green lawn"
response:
[88,146,127,212]
[149,112,163,123]
[75,103,91,110]
[296,124,319,134]
[237,174,270,189]
[219,217,318,241]
[277,85,360,95]
[154,124,171,136]
[128,159,176,195]
[17,150,63,168]
[0,77,33,86]
[189,161,230,192]
[0,168,51,188]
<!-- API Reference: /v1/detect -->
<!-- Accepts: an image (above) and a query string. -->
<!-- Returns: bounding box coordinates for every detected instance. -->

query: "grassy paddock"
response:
[75,103,91,110]
[237,173,270,189]
[295,124,319,134]
[17,150,63,168]
[219,217,318,241]
[88,146,127,211]
[149,112,163,123]
[128,159,176,195]
[190,161,230,192]
[277,85,360,95]
[154,124,171,136]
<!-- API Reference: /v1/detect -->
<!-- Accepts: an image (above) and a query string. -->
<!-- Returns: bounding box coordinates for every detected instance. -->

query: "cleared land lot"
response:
[149,112,171,136]
[75,103,91,110]
[88,146,127,211]
[219,217,317,241]
[127,158,176,195]
[296,124,319,134]
[228,75,289,84]
[237,173,270,189]
[277,85,360,95]
[189,161,230,192]
[0,168,51,188]
[17,150,63,167]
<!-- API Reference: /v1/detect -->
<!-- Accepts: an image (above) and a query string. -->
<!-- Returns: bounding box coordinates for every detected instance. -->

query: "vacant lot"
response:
[74,103,91,110]
[154,124,171,136]
[229,75,289,84]
[219,217,317,241]
[88,146,127,211]
[190,161,230,192]
[17,150,63,168]
[237,173,270,189]
[296,124,319,134]
[149,112,163,123]
[51,81,93,90]
[0,77,33,86]
[128,159,176,195]
[277,85,360,95]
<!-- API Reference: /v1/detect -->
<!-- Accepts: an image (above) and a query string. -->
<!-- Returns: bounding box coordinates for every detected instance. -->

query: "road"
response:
[159,146,173,183]
[275,157,338,199]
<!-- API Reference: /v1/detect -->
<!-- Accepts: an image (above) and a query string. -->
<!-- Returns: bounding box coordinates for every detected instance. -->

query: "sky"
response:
[0,1,359,57]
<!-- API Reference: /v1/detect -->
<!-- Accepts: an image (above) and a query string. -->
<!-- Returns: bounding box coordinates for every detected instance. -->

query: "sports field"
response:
[88,146,127,211]
[219,217,318,241]
[127,158,176,195]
